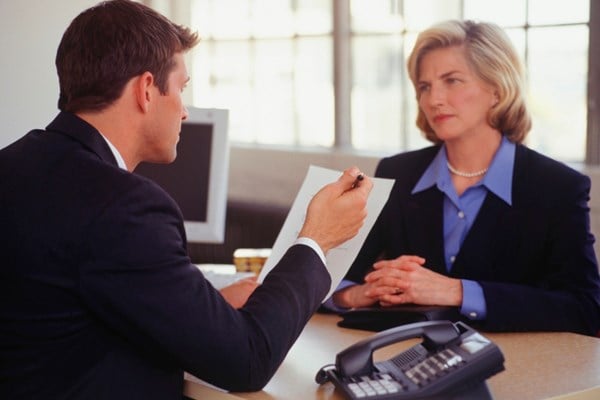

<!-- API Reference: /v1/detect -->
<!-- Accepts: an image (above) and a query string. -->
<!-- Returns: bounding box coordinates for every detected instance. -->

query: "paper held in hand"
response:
[257,165,395,301]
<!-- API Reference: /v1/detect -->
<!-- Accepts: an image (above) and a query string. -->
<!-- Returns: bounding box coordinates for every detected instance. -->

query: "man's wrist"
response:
[294,237,326,265]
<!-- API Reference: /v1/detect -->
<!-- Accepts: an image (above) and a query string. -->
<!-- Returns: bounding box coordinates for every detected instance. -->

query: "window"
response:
[191,0,334,147]
[187,0,592,163]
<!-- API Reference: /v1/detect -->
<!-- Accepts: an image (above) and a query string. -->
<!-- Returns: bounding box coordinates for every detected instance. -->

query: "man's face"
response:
[142,52,190,164]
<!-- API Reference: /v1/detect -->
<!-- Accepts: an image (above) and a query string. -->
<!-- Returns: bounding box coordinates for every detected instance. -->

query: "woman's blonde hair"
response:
[406,20,531,144]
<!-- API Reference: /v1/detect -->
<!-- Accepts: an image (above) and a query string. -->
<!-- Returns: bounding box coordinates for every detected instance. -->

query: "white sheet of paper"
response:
[257,165,395,301]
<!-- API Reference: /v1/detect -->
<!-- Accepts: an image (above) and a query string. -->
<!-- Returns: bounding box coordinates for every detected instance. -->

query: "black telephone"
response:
[316,320,504,400]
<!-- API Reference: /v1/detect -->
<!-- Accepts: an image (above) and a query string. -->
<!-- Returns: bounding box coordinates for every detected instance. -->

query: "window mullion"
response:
[587,0,600,165]
[333,0,352,149]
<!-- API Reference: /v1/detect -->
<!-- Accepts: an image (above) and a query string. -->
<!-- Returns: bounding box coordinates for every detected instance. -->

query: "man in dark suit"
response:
[0,1,372,399]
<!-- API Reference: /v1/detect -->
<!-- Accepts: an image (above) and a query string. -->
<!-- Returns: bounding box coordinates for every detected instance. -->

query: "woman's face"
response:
[417,45,498,143]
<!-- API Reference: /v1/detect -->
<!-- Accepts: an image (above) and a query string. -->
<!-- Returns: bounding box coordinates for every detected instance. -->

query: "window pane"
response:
[464,0,526,26]
[295,38,334,147]
[253,41,295,145]
[190,0,211,38]
[403,0,461,32]
[192,0,251,39]
[527,26,588,162]
[296,0,332,35]
[188,0,591,165]
[192,41,255,143]
[190,0,332,146]
[403,32,433,151]
[503,28,527,64]
[352,35,403,151]
[528,0,589,25]
[351,0,404,33]
[252,0,294,38]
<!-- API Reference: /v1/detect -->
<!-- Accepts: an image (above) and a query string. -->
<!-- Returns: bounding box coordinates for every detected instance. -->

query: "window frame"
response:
[151,0,598,165]
[586,0,600,165]
[336,0,597,164]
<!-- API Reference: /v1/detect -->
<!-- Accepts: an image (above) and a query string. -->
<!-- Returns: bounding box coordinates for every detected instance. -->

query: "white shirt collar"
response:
[412,136,515,205]
[98,133,128,170]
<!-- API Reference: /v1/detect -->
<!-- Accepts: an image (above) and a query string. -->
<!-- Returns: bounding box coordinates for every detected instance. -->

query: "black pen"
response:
[351,174,364,189]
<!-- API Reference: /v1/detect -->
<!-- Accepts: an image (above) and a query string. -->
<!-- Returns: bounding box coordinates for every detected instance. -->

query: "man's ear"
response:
[134,71,155,113]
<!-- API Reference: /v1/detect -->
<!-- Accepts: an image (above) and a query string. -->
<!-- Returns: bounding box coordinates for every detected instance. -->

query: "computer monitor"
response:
[134,107,229,243]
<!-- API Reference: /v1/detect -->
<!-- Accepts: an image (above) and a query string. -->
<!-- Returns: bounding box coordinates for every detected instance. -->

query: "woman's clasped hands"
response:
[334,255,463,309]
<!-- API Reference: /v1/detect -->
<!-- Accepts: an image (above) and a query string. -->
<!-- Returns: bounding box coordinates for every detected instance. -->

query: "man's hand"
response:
[298,167,373,254]
[219,277,260,309]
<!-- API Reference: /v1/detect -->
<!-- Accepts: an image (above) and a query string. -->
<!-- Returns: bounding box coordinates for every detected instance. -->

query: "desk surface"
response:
[184,313,600,400]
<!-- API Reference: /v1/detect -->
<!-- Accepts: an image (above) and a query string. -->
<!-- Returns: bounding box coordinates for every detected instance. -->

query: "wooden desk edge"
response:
[183,374,600,400]
[546,387,600,400]
[183,379,244,400]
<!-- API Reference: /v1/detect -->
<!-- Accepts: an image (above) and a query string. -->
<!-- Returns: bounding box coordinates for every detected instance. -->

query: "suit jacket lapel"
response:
[405,187,447,274]
[451,192,513,278]
[450,145,528,278]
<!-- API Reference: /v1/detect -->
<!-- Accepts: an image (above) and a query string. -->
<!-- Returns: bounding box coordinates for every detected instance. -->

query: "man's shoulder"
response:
[86,163,174,211]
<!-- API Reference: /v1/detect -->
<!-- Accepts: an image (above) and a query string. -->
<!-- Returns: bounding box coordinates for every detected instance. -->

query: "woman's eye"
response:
[418,84,430,93]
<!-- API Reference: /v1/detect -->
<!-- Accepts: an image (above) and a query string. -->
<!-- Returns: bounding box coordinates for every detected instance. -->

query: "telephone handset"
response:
[316,320,504,399]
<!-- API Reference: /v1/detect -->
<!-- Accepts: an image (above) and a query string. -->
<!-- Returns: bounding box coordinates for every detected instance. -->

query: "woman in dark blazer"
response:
[331,20,600,336]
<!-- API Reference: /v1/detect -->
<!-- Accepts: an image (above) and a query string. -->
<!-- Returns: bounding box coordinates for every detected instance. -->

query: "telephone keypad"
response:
[404,349,465,386]
[347,373,404,397]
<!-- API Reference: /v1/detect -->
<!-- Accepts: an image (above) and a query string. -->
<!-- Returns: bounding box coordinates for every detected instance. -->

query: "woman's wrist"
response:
[333,284,377,309]
[332,286,353,308]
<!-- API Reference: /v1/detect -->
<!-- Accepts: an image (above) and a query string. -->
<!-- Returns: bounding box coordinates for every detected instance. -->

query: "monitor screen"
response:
[134,107,229,243]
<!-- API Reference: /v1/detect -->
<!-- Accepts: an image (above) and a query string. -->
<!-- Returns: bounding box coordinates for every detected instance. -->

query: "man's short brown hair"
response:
[56,0,199,113]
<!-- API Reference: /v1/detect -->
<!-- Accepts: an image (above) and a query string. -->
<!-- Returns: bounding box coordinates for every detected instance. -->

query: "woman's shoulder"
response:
[376,146,440,179]
[515,145,591,202]
[516,145,589,183]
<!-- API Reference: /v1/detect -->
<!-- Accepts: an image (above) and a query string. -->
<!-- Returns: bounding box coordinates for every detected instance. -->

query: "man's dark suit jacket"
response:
[346,145,600,336]
[0,112,331,399]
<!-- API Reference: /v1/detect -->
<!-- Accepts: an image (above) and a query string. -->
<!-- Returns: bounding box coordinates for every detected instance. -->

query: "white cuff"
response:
[294,237,326,266]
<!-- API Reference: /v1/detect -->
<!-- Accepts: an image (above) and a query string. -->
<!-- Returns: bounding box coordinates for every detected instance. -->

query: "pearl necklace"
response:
[446,161,488,178]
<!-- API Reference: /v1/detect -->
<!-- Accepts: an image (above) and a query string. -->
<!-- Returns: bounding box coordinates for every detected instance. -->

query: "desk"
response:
[184,313,600,400]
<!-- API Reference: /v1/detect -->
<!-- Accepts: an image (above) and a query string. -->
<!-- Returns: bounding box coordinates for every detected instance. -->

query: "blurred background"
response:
[1,0,599,248]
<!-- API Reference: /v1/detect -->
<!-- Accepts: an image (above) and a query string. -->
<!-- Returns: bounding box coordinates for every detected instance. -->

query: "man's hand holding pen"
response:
[351,173,364,189]
[299,167,373,254]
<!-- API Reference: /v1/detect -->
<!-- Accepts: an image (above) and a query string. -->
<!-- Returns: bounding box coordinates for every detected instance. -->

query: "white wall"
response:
[3,1,600,257]
[0,1,98,149]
